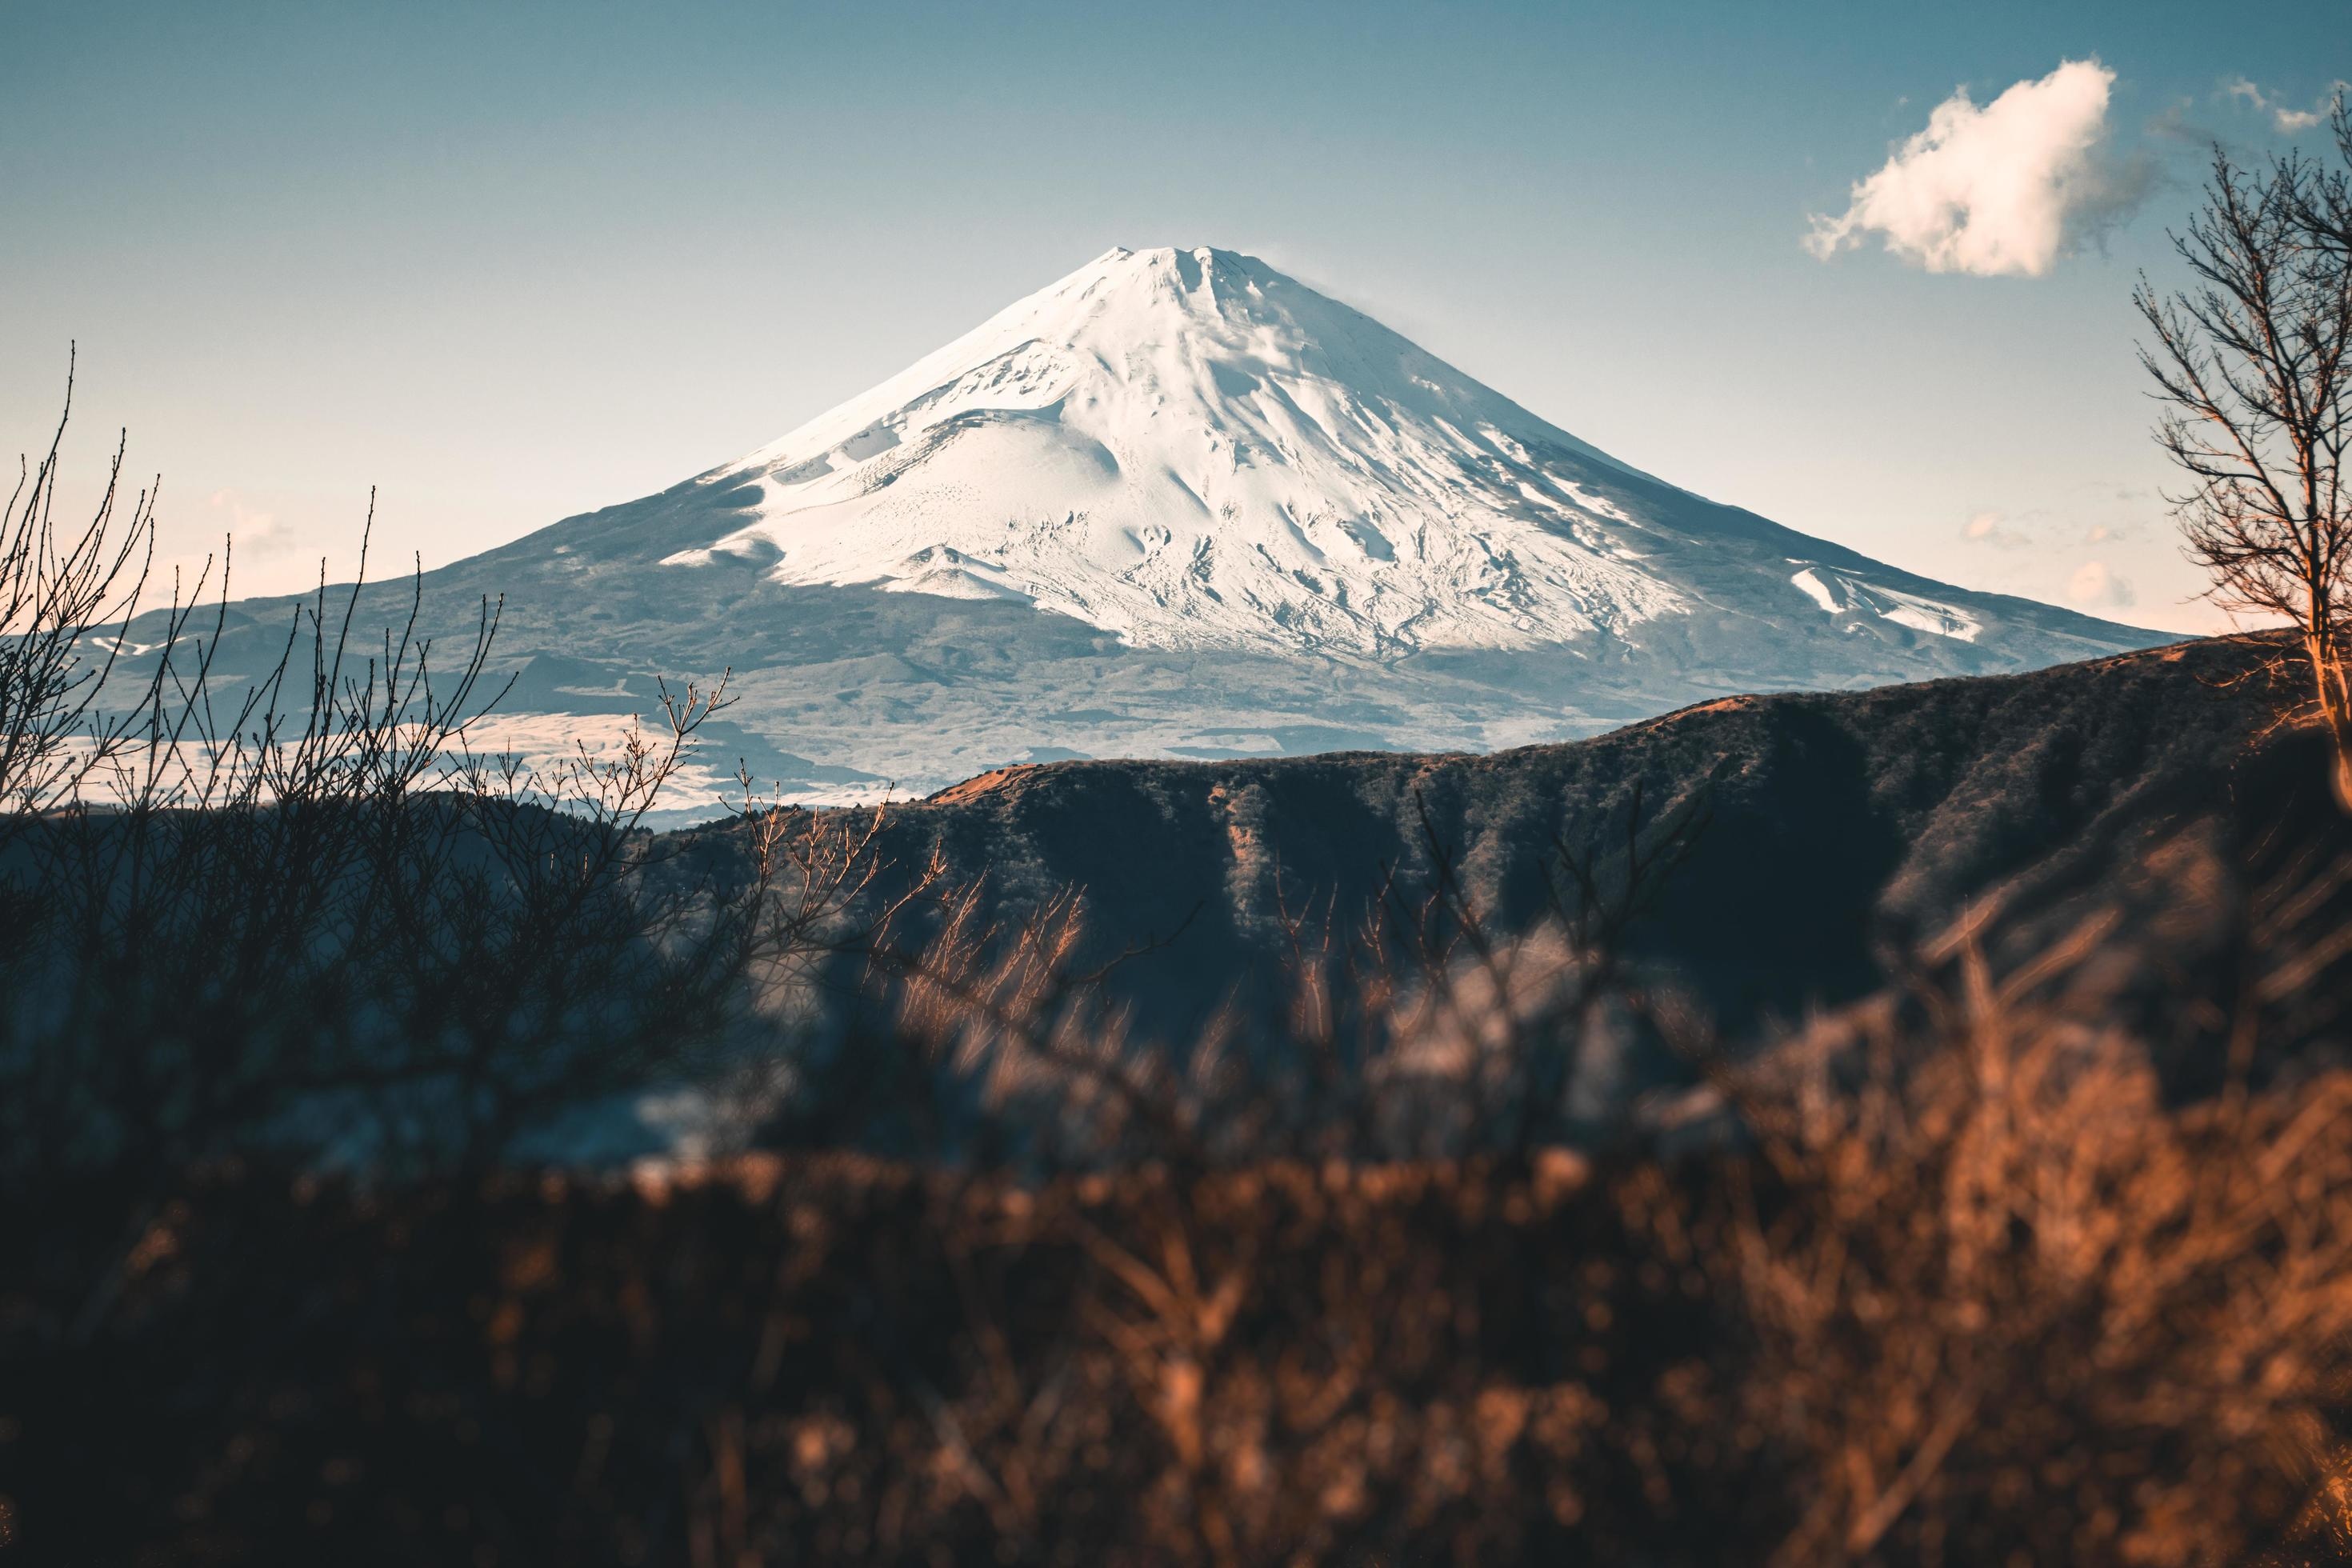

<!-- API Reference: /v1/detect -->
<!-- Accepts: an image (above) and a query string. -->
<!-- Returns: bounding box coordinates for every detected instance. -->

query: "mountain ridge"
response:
[757,636,2326,1086]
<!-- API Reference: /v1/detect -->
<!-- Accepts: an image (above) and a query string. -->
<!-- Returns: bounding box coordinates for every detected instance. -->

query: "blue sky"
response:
[3,0,2344,630]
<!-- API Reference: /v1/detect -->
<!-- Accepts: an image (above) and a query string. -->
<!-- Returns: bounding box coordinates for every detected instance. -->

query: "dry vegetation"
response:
[10,897,2352,1566]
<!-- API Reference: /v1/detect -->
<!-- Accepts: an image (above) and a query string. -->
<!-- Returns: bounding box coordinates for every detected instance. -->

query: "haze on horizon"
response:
[2,0,2344,634]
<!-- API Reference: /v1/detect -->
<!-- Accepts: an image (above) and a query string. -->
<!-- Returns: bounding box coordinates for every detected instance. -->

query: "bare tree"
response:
[2136,142,2352,809]
[2288,97,2352,258]
[0,349,165,820]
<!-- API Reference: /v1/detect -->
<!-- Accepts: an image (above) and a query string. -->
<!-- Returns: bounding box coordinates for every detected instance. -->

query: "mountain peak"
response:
[1045,242,1278,318]
[678,245,1690,654]
[1086,242,1251,270]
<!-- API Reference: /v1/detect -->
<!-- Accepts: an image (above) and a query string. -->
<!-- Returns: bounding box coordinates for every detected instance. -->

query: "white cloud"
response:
[1962,510,2030,547]
[1807,60,2134,277]
[205,487,293,557]
[2067,559,2135,608]
[2222,76,2346,134]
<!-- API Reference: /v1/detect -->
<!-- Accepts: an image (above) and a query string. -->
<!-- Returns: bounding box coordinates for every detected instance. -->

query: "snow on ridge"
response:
[1790,564,1982,643]
[678,246,1686,656]
[1790,568,1841,614]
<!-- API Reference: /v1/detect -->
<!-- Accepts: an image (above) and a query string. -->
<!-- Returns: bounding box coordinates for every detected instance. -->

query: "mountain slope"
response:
[134,245,2165,799]
[653,246,2138,662]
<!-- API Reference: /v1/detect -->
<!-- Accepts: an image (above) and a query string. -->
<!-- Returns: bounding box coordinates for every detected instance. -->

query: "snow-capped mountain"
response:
[670,245,1690,656]
[156,246,2166,806]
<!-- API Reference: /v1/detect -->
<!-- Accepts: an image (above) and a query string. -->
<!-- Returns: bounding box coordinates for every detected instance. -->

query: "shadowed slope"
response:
[804,638,2314,1055]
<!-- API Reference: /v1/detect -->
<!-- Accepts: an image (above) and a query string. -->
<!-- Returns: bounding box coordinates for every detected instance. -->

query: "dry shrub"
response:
[14,991,2352,1565]
[1661,913,2352,1566]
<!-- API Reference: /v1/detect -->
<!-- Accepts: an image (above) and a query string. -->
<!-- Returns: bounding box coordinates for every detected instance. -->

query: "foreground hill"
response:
[798,635,2334,1078]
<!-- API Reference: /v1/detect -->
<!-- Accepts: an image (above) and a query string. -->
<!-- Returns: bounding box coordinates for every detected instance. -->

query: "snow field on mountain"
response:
[665,246,1694,654]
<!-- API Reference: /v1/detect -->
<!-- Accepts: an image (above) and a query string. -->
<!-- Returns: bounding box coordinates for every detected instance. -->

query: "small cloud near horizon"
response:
[1807,60,2146,277]
[1962,510,2032,548]
[205,487,298,559]
[2067,558,2135,609]
[2221,76,2346,135]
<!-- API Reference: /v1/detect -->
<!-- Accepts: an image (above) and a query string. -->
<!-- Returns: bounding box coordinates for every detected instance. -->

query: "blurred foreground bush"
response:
[10,948,2352,1566]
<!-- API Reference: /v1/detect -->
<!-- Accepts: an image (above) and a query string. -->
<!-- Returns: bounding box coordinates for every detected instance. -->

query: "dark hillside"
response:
[793,637,2307,1054]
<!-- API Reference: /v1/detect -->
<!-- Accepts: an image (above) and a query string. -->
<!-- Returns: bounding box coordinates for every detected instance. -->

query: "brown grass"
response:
[13,929,2352,1565]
